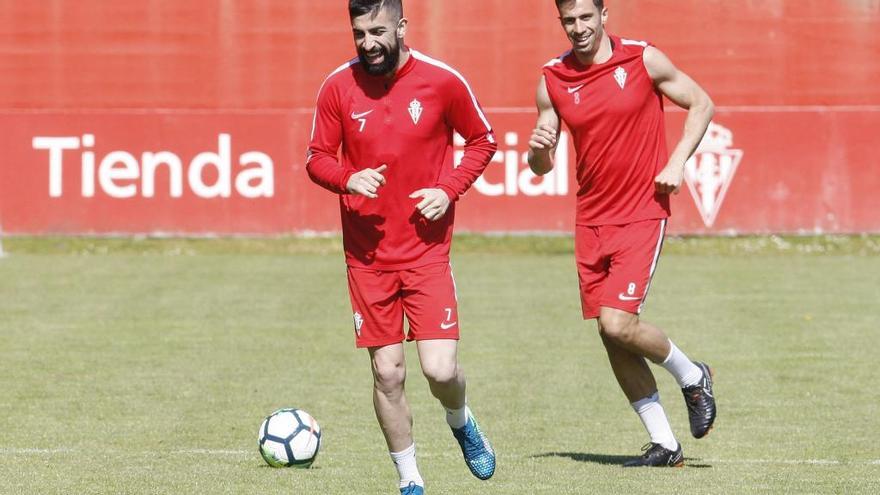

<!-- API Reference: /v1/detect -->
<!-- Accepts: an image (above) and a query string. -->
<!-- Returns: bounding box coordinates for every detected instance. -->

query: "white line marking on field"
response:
[701,458,841,465]
[0,448,75,454]
[0,447,252,456]
[172,449,252,456]
[2,448,879,466]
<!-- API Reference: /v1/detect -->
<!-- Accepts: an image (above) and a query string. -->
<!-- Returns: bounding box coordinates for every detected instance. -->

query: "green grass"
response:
[0,237,878,494]
[5,233,880,256]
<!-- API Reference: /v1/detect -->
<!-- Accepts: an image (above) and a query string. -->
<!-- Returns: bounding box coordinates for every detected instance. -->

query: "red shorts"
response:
[575,219,667,319]
[346,262,461,348]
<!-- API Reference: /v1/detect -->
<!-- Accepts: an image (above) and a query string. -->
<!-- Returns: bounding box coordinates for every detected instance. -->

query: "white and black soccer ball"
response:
[258,408,322,468]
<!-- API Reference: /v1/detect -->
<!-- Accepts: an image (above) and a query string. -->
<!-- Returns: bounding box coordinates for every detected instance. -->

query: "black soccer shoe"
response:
[622,442,684,468]
[682,361,716,439]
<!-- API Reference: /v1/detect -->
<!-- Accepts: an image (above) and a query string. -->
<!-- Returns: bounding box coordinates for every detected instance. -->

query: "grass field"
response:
[0,236,878,494]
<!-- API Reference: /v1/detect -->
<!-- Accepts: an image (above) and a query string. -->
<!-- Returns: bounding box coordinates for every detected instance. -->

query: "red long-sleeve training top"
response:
[307,49,497,269]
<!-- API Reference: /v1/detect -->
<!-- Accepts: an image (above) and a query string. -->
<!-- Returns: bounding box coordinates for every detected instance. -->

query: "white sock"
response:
[660,340,703,388]
[631,392,678,451]
[445,404,468,429]
[390,443,424,489]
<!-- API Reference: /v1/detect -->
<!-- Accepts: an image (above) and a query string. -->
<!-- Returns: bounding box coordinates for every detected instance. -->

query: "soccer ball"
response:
[258,408,322,468]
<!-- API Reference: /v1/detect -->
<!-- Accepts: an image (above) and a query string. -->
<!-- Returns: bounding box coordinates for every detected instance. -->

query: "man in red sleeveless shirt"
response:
[528,0,717,467]
[307,1,496,492]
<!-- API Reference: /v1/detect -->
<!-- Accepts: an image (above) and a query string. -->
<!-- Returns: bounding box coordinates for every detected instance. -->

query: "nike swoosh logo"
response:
[351,110,374,119]
[567,84,585,94]
[618,294,642,301]
[440,322,458,330]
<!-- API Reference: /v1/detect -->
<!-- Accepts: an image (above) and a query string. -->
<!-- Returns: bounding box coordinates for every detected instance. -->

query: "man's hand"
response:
[346,164,388,198]
[654,163,684,195]
[528,124,558,154]
[409,188,450,221]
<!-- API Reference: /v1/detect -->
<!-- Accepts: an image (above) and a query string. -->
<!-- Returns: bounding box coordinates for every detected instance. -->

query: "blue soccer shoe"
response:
[400,481,424,495]
[451,408,495,480]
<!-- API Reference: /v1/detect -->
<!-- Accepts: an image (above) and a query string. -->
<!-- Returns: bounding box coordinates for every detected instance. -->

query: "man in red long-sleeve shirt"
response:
[306,1,496,492]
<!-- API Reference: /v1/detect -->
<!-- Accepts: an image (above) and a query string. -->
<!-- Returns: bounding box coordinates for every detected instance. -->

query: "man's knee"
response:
[421,357,460,387]
[372,355,406,394]
[598,309,640,345]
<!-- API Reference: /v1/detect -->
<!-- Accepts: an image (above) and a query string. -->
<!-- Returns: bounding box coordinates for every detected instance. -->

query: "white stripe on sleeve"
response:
[410,50,493,133]
[309,57,359,141]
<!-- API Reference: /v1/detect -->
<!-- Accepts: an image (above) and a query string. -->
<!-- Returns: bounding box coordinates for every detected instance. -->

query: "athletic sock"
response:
[631,392,678,451]
[390,443,424,489]
[660,340,703,388]
[445,404,468,430]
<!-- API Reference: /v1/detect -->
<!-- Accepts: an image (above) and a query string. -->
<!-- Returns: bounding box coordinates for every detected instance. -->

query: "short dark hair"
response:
[349,0,403,21]
[555,0,604,9]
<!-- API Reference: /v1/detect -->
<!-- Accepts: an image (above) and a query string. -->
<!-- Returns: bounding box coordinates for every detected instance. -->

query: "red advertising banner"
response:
[1,1,878,235]
[2,108,878,235]
[1,111,324,235]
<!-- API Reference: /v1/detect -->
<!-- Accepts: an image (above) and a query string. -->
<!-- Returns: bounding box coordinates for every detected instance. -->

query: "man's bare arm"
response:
[645,46,715,194]
[527,75,562,176]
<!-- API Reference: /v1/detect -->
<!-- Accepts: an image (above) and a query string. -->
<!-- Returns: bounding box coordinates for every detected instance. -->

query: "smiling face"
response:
[351,5,407,77]
[557,0,608,60]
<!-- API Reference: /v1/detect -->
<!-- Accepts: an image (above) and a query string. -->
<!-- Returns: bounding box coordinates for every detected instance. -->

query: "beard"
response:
[358,39,401,76]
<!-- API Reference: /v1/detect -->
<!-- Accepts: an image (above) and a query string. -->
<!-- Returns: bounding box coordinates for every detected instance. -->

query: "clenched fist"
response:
[347,164,388,198]
[410,188,450,221]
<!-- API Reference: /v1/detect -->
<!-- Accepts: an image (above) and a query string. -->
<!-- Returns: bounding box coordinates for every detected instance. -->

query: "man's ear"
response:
[397,18,408,39]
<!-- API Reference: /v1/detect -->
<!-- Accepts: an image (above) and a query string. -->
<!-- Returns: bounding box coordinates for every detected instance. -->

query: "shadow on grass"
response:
[533,452,713,468]
[534,452,631,465]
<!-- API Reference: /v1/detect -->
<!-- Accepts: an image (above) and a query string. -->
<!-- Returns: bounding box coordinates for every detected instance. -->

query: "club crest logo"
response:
[613,67,627,89]
[683,122,744,228]
[408,98,423,125]
[353,312,364,336]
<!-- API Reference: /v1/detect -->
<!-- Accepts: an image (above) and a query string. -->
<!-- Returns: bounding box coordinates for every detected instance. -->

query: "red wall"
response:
[2,0,879,234]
